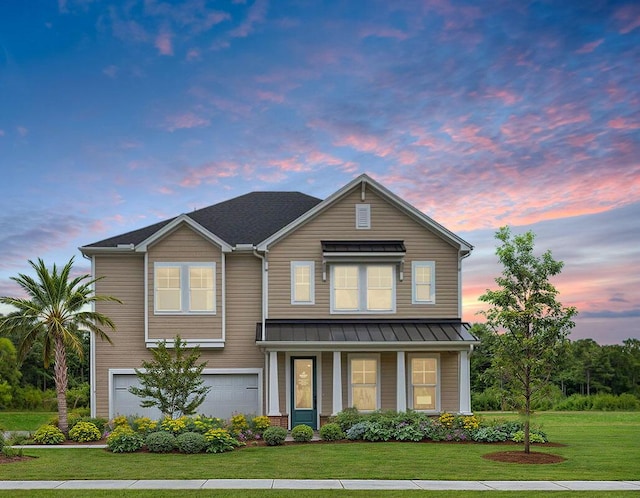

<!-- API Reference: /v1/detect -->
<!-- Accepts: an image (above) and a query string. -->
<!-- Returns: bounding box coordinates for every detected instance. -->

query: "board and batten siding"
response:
[146,225,223,341]
[267,185,461,319]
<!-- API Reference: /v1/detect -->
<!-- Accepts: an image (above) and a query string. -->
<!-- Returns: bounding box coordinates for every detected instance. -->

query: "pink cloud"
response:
[442,124,497,152]
[575,38,604,54]
[608,117,640,130]
[178,161,239,187]
[268,157,309,172]
[186,48,201,61]
[566,133,598,148]
[164,112,210,132]
[614,4,640,34]
[483,88,522,105]
[334,133,394,157]
[155,30,174,56]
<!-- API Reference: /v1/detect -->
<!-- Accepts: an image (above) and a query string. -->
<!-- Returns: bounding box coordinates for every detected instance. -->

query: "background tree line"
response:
[471,324,640,410]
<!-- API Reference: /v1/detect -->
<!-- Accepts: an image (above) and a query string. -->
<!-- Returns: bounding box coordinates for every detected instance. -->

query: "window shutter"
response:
[355,204,371,229]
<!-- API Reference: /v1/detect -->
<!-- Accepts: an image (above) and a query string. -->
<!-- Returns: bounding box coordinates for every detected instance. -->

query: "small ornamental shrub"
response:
[2,446,23,458]
[363,421,394,442]
[291,424,314,442]
[345,421,369,440]
[110,415,130,429]
[512,430,548,444]
[75,417,108,434]
[106,427,144,453]
[471,426,508,443]
[161,416,189,435]
[251,415,271,435]
[176,431,207,454]
[459,415,480,431]
[438,412,455,428]
[319,423,344,441]
[33,424,65,445]
[69,421,102,442]
[145,431,176,453]
[263,426,287,446]
[393,422,424,442]
[133,417,158,434]
[332,407,363,432]
[0,432,4,450]
[192,415,225,433]
[229,413,249,436]
[204,428,241,453]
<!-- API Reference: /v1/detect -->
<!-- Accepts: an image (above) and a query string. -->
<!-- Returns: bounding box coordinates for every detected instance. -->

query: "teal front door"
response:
[291,357,317,429]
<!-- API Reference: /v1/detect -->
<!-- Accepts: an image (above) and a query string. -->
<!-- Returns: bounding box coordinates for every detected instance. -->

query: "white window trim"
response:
[154,262,216,315]
[407,353,440,413]
[290,261,315,305]
[355,204,371,229]
[412,261,436,304]
[330,264,396,314]
[348,353,381,412]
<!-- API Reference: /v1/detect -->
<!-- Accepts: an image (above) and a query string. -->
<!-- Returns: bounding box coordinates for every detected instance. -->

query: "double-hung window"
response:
[412,261,435,304]
[155,262,216,314]
[349,355,379,411]
[331,264,395,313]
[291,261,314,304]
[409,355,439,411]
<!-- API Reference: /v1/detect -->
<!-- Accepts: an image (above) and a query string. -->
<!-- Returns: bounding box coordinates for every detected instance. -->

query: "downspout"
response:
[253,249,268,340]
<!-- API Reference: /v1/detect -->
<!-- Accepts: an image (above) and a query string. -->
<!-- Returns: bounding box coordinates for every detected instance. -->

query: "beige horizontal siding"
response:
[267,184,460,319]
[440,352,459,412]
[147,225,223,341]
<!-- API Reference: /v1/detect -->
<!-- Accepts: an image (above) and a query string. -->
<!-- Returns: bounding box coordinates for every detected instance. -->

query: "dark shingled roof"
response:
[256,319,478,343]
[84,191,322,248]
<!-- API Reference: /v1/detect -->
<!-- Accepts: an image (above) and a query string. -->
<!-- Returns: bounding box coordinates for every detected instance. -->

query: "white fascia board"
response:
[135,214,233,253]
[79,245,138,256]
[256,173,473,254]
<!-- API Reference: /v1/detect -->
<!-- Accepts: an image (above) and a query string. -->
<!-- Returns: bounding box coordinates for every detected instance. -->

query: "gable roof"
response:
[257,174,473,254]
[81,191,322,252]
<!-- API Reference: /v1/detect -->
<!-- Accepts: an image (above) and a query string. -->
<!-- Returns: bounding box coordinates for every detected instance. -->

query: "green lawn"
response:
[1,412,639,482]
[0,412,55,431]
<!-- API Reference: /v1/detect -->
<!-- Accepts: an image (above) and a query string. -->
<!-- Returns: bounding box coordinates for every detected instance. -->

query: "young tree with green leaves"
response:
[479,227,577,453]
[0,257,120,434]
[129,336,211,418]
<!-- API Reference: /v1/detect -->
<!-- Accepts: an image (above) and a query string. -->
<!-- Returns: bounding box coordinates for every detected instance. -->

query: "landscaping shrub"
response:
[291,424,314,442]
[0,432,4,450]
[512,430,547,443]
[251,415,271,435]
[345,421,369,440]
[2,446,23,458]
[204,428,241,453]
[176,431,207,454]
[146,431,176,453]
[471,426,509,443]
[32,424,65,445]
[229,413,249,436]
[192,415,225,433]
[66,383,90,409]
[68,421,102,442]
[263,426,287,446]
[319,423,344,441]
[393,422,424,442]
[75,417,108,433]
[160,416,189,435]
[106,427,144,453]
[331,407,363,432]
[132,417,158,434]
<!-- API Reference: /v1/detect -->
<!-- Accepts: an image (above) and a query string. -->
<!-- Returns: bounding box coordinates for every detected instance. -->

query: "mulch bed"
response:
[482,451,566,464]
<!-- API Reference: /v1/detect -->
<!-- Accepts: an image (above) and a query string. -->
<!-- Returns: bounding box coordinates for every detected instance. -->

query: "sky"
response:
[0,0,638,345]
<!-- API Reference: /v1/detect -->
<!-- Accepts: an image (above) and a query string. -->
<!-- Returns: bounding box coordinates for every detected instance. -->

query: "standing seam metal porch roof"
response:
[256,319,478,343]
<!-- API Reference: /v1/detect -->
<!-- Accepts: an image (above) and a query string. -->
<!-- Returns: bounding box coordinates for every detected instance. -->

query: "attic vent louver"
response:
[355,204,371,229]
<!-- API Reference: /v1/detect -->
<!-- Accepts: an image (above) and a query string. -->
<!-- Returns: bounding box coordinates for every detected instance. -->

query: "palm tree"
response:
[0,257,121,434]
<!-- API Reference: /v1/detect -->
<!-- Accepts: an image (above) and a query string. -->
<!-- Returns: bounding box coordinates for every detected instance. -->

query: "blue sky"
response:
[0,0,638,344]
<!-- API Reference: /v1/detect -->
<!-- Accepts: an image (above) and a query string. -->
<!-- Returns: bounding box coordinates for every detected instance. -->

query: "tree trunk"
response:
[524,368,531,454]
[54,335,69,436]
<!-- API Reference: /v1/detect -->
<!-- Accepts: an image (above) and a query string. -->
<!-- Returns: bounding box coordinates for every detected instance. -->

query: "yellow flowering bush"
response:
[229,413,249,435]
[460,415,480,431]
[133,417,158,434]
[438,412,455,428]
[193,415,224,433]
[161,416,188,434]
[110,415,130,429]
[251,415,271,435]
[204,428,241,453]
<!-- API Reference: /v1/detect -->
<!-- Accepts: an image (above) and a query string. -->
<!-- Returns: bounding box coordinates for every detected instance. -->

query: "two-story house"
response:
[80,174,478,429]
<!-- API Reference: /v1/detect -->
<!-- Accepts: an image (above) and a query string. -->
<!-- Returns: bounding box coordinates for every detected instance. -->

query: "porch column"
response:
[396,351,407,412]
[332,351,343,415]
[268,351,281,416]
[459,349,472,414]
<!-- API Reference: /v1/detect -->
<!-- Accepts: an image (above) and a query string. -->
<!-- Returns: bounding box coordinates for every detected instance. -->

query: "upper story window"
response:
[412,261,435,304]
[155,262,216,314]
[291,261,315,304]
[331,264,395,313]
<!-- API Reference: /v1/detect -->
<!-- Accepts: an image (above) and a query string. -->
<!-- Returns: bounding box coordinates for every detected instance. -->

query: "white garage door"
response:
[112,373,260,419]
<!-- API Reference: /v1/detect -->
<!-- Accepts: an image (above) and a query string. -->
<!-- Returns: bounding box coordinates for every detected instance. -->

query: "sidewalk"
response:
[0,479,639,490]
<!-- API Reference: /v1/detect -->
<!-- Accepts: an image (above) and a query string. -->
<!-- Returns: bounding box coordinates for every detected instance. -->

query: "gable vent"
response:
[355,204,371,229]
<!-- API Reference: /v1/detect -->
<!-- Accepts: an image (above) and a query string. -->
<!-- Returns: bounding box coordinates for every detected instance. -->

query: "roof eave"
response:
[255,340,479,351]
